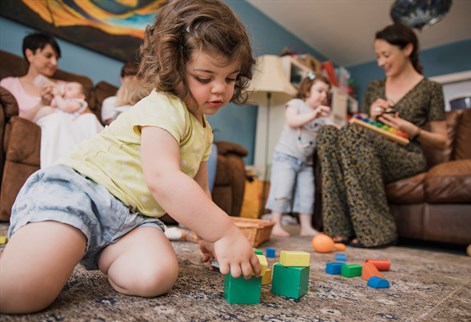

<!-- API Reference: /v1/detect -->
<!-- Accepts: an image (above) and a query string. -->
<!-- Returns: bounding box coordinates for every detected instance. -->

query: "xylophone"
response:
[350,114,410,145]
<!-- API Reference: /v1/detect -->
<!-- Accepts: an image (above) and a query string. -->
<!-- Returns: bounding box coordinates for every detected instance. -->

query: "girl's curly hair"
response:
[139,0,255,107]
[296,72,331,100]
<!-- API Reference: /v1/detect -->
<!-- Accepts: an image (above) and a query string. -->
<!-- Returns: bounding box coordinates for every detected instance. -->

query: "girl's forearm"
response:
[148,171,234,243]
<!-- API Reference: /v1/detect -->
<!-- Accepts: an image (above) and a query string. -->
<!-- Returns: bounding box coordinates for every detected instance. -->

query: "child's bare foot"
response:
[333,236,350,244]
[271,224,290,238]
[300,227,320,237]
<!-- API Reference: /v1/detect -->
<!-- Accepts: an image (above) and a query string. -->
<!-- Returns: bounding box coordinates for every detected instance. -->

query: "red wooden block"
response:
[365,259,391,271]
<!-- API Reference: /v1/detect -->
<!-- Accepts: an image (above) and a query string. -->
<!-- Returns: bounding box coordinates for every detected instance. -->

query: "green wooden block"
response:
[253,248,264,255]
[224,274,262,304]
[341,264,362,277]
[271,263,309,299]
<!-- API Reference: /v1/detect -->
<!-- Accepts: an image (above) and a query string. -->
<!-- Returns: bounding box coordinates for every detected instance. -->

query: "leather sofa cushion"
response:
[94,81,118,112]
[454,108,471,160]
[425,159,471,203]
[422,110,462,168]
[386,172,426,204]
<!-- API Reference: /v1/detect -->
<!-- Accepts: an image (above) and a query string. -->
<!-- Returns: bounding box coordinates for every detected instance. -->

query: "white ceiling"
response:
[247,0,471,67]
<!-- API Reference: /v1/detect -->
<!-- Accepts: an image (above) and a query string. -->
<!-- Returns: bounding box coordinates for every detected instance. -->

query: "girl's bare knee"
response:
[0,277,60,314]
[109,259,179,297]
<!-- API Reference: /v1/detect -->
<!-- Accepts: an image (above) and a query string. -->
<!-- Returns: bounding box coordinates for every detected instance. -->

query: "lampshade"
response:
[248,55,297,104]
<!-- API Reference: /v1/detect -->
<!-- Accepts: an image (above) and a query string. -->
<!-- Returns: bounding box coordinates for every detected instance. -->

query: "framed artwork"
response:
[0,0,166,62]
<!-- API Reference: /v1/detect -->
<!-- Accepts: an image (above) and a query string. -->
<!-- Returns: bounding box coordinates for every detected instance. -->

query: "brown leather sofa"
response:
[386,108,471,245]
[314,108,471,245]
[0,50,247,222]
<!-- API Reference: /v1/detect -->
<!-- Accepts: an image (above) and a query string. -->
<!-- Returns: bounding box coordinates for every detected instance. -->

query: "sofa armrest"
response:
[215,141,248,157]
[0,86,19,121]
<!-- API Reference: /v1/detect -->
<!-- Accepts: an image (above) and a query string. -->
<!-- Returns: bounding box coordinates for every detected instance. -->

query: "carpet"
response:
[0,223,470,322]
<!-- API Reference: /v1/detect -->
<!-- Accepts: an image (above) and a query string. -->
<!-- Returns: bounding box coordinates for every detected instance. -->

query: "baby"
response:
[34,76,88,121]
[51,81,88,115]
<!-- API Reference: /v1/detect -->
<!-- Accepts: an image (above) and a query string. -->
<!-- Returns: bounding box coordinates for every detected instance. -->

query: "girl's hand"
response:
[370,98,392,120]
[213,225,261,279]
[378,113,418,136]
[199,239,215,263]
[313,105,331,119]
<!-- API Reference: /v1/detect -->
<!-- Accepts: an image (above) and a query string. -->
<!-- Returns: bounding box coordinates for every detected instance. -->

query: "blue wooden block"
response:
[265,247,276,258]
[367,276,390,289]
[325,262,344,274]
[335,253,347,262]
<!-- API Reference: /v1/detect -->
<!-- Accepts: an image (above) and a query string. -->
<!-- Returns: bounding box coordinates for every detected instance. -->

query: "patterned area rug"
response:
[0,223,470,321]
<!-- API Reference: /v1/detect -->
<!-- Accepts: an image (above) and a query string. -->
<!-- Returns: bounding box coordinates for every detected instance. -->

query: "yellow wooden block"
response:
[279,251,310,267]
[0,235,8,245]
[262,267,272,285]
[257,254,268,276]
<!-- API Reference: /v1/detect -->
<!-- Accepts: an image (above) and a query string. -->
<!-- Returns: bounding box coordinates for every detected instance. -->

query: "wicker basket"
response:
[232,217,275,247]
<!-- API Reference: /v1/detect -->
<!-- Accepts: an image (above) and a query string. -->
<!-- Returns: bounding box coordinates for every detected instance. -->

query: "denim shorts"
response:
[8,165,165,270]
[266,152,315,215]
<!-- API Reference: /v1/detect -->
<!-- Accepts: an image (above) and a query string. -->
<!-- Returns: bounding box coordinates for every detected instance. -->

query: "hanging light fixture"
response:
[390,0,452,31]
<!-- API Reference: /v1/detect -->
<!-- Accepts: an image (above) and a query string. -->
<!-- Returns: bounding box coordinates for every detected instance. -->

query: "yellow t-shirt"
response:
[61,90,213,217]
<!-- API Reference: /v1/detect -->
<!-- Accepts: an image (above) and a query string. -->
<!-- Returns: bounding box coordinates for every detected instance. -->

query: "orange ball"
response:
[312,234,335,253]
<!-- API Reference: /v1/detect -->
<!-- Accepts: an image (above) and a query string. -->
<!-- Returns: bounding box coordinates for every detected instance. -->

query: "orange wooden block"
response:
[362,262,383,281]
[365,259,391,271]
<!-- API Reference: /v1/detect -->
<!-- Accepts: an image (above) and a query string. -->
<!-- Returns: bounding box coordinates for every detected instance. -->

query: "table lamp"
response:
[248,55,297,216]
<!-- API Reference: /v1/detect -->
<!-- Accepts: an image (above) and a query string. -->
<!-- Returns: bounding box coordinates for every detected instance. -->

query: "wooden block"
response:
[265,247,276,258]
[253,248,264,255]
[262,268,272,285]
[279,251,310,267]
[335,253,347,262]
[350,116,409,145]
[367,276,390,289]
[0,236,8,245]
[341,264,362,277]
[362,262,383,281]
[325,262,345,275]
[224,274,262,304]
[365,259,391,271]
[257,254,268,276]
[272,263,309,299]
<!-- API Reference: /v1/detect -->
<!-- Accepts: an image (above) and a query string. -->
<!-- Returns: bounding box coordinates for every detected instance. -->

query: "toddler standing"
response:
[0,0,260,314]
[266,72,332,237]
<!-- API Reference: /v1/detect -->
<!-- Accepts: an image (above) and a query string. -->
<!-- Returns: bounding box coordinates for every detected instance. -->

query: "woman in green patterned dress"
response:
[317,24,447,248]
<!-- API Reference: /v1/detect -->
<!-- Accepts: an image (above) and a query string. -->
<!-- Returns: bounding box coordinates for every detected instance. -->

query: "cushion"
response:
[425,159,471,203]
[454,108,471,160]
[386,172,426,204]
[421,110,463,168]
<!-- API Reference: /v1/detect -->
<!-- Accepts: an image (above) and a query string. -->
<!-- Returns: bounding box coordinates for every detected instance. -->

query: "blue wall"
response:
[348,39,471,107]
[2,0,470,164]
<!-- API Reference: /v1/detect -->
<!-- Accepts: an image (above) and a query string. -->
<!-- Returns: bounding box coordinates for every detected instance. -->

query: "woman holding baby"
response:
[0,31,103,168]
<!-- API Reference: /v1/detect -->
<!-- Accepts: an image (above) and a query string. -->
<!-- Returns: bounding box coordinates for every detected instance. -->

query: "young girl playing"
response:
[0,0,260,314]
[266,72,331,237]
